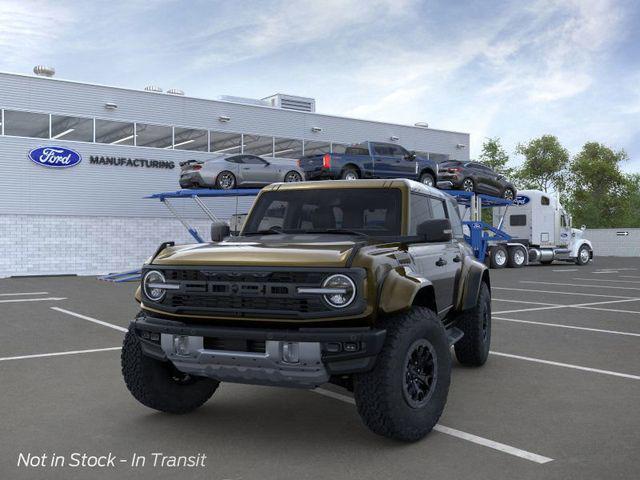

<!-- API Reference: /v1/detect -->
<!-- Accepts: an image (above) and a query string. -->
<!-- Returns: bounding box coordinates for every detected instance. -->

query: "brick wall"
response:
[583,228,640,257]
[0,214,214,278]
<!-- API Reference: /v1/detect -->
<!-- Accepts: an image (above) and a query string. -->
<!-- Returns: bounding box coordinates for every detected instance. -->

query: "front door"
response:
[240,155,272,185]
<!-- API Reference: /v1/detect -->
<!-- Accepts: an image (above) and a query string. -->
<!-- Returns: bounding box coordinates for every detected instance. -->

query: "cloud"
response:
[0,0,74,68]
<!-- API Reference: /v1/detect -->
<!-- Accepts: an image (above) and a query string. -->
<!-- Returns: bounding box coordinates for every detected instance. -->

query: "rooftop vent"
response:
[262,94,316,112]
[33,65,55,77]
[144,85,163,93]
[167,88,185,96]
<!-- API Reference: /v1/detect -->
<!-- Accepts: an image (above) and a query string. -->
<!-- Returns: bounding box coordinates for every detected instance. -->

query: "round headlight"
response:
[143,270,166,302]
[322,274,356,308]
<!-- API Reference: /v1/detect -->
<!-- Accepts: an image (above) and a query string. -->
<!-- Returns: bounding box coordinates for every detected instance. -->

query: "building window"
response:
[173,127,208,151]
[95,119,135,145]
[303,140,331,156]
[135,123,172,149]
[273,137,303,159]
[3,110,49,138]
[244,134,274,156]
[51,115,93,142]
[210,131,242,154]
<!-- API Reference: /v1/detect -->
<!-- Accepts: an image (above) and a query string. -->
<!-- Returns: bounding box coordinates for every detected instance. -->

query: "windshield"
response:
[242,188,402,236]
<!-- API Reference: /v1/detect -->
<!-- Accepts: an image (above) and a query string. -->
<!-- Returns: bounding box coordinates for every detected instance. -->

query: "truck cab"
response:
[493,189,593,266]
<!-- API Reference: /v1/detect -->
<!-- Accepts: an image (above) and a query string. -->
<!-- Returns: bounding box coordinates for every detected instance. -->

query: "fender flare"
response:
[455,258,490,312]
[570,239,593,258]
[378,266,436,314]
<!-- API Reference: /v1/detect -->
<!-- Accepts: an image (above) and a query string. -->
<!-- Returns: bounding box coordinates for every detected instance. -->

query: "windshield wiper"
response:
[302,228,369,237]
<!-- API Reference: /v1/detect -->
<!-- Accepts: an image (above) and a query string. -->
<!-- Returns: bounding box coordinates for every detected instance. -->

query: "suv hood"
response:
[152,236,358,268]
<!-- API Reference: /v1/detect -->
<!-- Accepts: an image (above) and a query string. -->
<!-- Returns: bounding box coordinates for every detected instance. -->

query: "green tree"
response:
[567,142,632,228]
[478,137,514,177]
[515,135,569,192]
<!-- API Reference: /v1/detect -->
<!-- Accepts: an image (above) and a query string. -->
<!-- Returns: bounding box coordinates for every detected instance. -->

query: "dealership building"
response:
[0,69,470,278]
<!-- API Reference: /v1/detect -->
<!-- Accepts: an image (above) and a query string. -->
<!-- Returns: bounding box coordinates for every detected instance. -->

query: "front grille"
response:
[203,337,266,353]
[145,267,366,319]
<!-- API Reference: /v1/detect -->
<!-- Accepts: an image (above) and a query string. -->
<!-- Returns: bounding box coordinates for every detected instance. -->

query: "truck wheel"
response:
[575,245,591,265]
[507,246,526,268]
[454,282,491,366]
[341,167,359,180]
[216,171,236,189]
[489,245,507,269]
[502,187,515,200]
[353,306,451,442]
[121,328,219,414]
[419,172,435,187]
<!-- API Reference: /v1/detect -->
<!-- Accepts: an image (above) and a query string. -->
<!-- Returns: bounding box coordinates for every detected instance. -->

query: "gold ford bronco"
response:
[122,179,491,441]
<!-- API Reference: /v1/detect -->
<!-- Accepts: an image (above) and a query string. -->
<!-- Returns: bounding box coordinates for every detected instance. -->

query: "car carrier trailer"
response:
[447,189,593,269]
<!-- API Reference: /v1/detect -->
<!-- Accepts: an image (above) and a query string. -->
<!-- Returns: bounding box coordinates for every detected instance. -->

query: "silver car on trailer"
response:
[179,154,305,189]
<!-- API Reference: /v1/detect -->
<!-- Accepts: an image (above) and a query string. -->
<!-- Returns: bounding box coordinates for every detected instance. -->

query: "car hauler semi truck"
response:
[488,189,593,268]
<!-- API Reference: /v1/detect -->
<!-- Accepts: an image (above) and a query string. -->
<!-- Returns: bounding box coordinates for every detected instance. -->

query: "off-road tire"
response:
[419,172,435,187]
[454,282,491,366]
[121,328,219,414]
[353,306,451,442]
[341,167,360,180]
[489,245,508,269]
[507,245,526,268]
[575,245,591,266]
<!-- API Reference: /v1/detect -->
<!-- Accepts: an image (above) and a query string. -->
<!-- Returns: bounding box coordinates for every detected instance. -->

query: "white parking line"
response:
[0,347,121,362]
[493,298,560,306]
[490,351,640,381]
[493,316,640,337]
[574,305,640,315]
[621,275,640,279]
[313,388,553,464]
[552,269,578,272]
[0,297,67,304]
[493,286,636,299]
[51,307,128,333]
[573,277,640,284]
[0,292,49,296]
[521,281,640,291]
[493,297,640,315]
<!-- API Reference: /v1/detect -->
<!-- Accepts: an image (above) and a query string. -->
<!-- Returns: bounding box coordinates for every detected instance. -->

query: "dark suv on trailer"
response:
[121,179,491,441]
[438,160,517,199]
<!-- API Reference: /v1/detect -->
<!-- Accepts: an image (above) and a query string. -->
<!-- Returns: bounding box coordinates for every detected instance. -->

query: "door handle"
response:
[453,255,461,263]
[435,257,447,267]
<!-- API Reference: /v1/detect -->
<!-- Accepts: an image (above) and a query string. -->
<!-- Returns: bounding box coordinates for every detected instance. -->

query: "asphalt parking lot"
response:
[1,257,639,480]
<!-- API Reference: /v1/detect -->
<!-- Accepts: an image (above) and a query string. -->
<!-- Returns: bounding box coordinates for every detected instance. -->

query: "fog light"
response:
[173,335,190,356]
[344,342,359,352]
[282,342,300,364]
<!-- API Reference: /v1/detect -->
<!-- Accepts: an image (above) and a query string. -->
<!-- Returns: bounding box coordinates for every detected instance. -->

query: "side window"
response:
[541,196,550,206]
[409,194,432,234]
[430,198,447,220]
[226,156,243,164]
[373,145,391,156]
[243,155,267,165]
[510,215,527,226]
[561,215,567,227]
[388,145,406,158]
[445,198,464,239]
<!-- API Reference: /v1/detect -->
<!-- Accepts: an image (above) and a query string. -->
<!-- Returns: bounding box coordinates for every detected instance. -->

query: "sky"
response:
[1,0,639,171]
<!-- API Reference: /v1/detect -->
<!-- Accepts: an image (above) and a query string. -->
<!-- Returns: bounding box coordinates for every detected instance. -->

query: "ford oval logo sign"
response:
[28,146,82,168]
[514,195,530,206]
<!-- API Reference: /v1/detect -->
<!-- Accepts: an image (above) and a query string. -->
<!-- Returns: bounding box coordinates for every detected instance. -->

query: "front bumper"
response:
[133,313,386,388]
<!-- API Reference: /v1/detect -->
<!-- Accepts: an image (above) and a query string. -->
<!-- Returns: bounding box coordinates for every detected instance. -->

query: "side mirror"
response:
[581,224,586,231]
[405,151,416,160]
[211,221,230,242]
[417,219,452,243]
